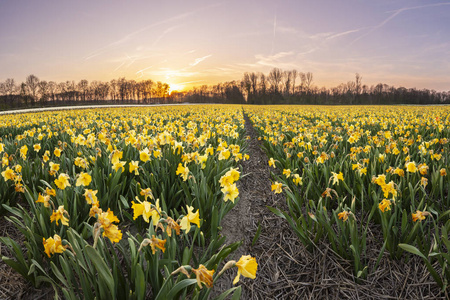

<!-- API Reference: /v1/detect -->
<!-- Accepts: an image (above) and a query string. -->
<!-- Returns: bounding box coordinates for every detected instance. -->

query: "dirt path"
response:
[214,110,294,298]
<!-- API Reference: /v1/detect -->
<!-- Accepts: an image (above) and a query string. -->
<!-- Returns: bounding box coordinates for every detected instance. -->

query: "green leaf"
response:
[231,286,242,300]
[135,263,146,300]
[161,279,197,300]
[398,244,426,260]
[252,222,262,247]
[85,245,115,299]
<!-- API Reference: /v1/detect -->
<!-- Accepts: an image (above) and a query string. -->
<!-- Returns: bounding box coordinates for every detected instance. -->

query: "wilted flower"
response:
[50,205,69,226]
[43,234,67,257]
[412,210,430,222]
[378,199,391,212]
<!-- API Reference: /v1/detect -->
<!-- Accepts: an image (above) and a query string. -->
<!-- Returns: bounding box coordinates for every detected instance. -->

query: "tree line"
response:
[0,75,183,110]
[1,70,449,110]
[185,69,450,105]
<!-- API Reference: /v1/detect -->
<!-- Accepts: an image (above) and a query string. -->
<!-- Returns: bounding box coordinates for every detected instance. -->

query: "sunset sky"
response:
[1,0,449,91]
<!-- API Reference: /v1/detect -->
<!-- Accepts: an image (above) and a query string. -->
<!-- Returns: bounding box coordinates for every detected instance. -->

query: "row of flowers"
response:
[0,105,257,299]
[247,105,449,290]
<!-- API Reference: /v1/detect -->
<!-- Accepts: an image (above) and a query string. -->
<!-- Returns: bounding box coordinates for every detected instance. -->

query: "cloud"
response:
[351,2,450,45]
[326,29,361,40]
[254,51,295,67]
[151,25,181,48]
[189,55,212,67]
[84,12,192,60]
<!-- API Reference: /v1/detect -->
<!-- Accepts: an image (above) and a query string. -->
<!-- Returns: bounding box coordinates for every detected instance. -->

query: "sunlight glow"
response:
[168,83,185,94]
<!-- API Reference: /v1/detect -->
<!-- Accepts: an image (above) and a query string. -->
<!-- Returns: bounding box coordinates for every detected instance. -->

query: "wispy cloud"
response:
[255,51,295,67]
[151,25,181,47]
[271,12,277,54]
[326,29,361,40]
[136,66,153,78]
[189,54,212,67]
[84,13,191,60]
[351,2,450,45]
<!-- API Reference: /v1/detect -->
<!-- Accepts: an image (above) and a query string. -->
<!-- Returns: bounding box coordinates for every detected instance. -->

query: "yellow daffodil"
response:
[54,148,62,157]
[271,181,283,194]
[218,149,231,160]
[149,235,166,254]
[76,172,92,186]
[110,150,123,164]
[139,148,151,162]
[54,173,71,190]
[292,174,302,186]
[176,163,189,181]
[180,205,201,233]
[43,234,67,257]
[440,168,447,176]
[129,160,139,175]
[36,193,51,208]
[283,169,291,178]
[97,208,122,243]
[50,205,69,226]
[233,255,257,284]
[84,189,98,205]
[221,183,239,203]
[33,144,41,152]
[330,172,344,186]
[20,145,28,159]
[405,161,417,173]
[1,167,15,181]
[131,198,161,225]
[268,157,276,168]
[45,187,56,196]
[420,177,428,188]
[112,160,126,172]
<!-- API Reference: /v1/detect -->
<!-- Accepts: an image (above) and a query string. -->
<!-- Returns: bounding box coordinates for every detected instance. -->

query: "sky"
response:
[0,0,449,91]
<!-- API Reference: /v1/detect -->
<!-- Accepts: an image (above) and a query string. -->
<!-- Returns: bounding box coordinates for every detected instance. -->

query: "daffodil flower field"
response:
[0,104,449,298]
[247,105,450,290]
[0,106,256,299]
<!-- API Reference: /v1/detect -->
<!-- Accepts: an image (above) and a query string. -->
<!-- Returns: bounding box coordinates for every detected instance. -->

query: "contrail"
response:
[351,2,450,45]
[271,13,277,55]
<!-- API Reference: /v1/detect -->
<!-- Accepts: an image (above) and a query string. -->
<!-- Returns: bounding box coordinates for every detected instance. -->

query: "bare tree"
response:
[78,80,89,101]
[355,73,362,96]
[283,70,293,97]
[48,81,57,102]
[242,73,251,102]
[291,70,298,95]
[38,80,49,103]
[299,72,306,93]
[4,78,16,102]
[26,75,39,104]
[305,72,313,92]
[268,68,283,94]
[259,73,267,96]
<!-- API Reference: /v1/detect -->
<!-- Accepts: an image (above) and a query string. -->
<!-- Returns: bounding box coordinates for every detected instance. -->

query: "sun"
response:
[168,83,185,94]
